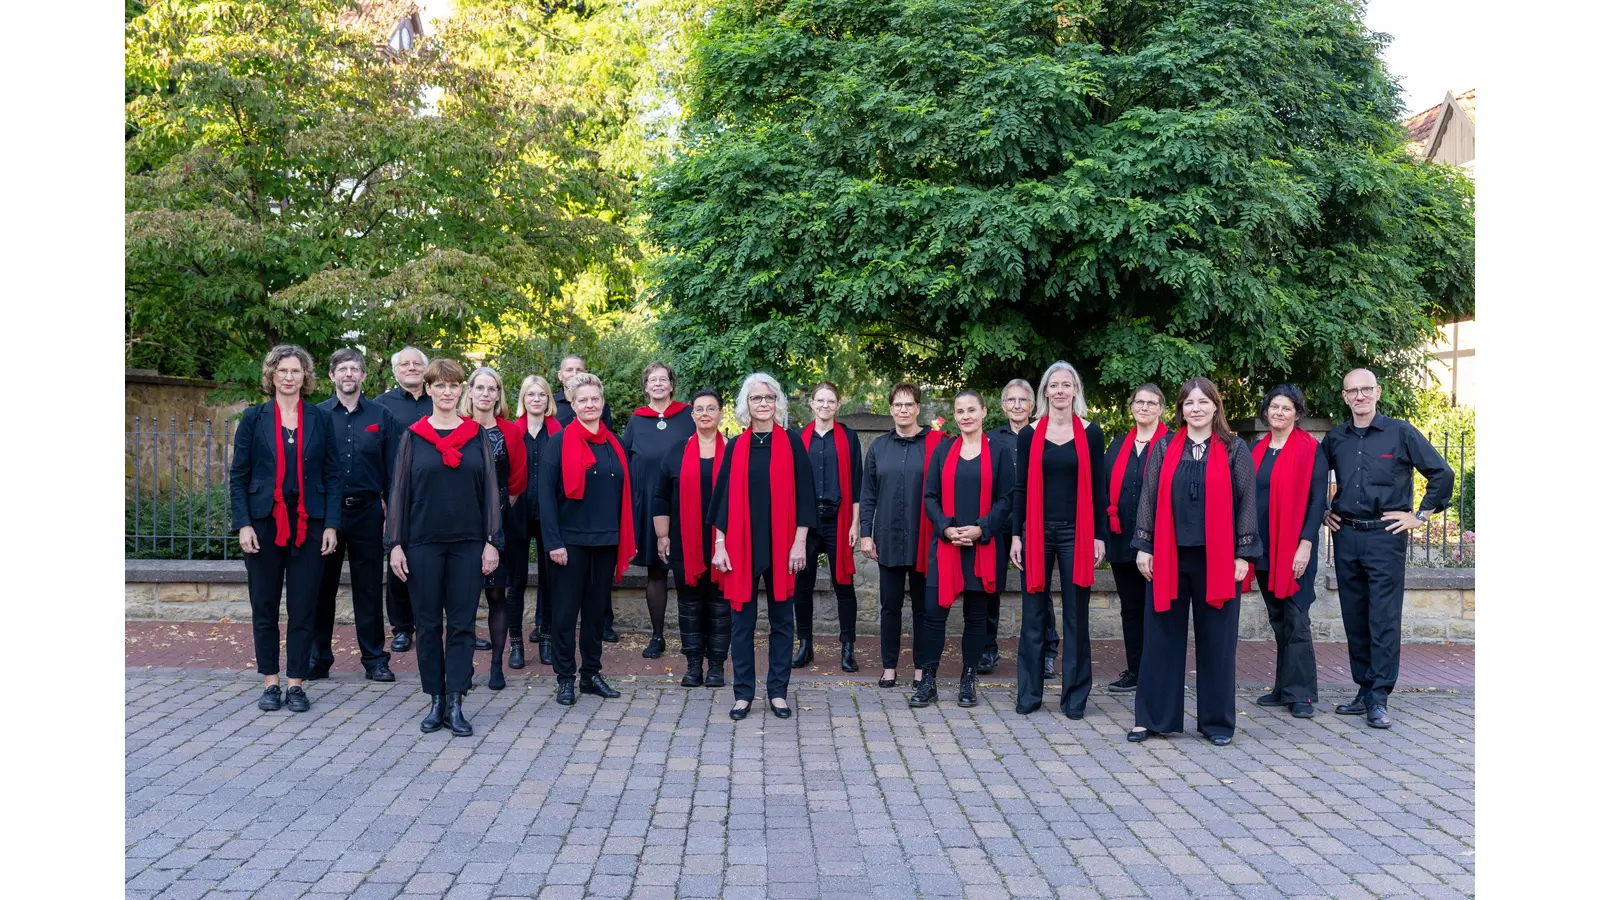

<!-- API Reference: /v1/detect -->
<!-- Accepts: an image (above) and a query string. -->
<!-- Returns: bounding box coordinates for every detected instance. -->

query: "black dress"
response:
[483,425,511,588]
[621,406,697,568]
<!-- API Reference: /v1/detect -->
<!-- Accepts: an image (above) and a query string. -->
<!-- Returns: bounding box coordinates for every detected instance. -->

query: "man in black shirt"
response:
[552,354,614,431]
[1322,368,1454,729]
[373,345,433,651]
[309,349,399,682]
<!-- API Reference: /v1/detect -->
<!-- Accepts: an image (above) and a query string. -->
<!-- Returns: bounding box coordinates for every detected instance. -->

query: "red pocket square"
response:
[1379,453,1393,458]
[365,423,381,432]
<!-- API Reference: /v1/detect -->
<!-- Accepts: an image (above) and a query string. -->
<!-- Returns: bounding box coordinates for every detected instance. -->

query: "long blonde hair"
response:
[516,374,553,419]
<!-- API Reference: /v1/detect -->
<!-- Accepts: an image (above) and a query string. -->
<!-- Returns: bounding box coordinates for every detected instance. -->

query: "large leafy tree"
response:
[644,0,1475,413]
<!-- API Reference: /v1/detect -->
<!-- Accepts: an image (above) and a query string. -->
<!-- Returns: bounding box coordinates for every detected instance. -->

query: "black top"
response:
[1253,438,1331,568]
[985,424,1025,460]
[317,394,398,498]
[1102,430,1159,564]
[1011,421,1110,540]
[1321,414,1454,519]
[519,417,561,528]
[383,426,502,550]
[373,386,431,427]
[859,426,943,568]
[228,400,343,531]
[621,407,697,567]
[536,430,626,550]
[710,429,819,576]
[650,436,720,582]
[1130,433,1260,559]
[795,422,864,508]
[485,425,512,524]
[922,441,1016,591]
[552,390,614,431]
[280,425,302,497]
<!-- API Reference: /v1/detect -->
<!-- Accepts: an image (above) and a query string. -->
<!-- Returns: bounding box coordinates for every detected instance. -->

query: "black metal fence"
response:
[1320,429,1475,569]
[126,416,239,560]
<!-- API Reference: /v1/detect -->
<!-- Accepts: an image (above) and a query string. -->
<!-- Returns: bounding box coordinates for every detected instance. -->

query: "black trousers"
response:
[793,507,858,641]
[919,587,991,672]
[385,549,415,637]
[1109,561,1148,674]
[549,544,617,681]
[730,569,795,702]
[1263,557,1319,703]
[311,498,390,671]
[1136,546,1241,738]
[879,565,927,669]
[407,540,482,695]
[675,573,731,665]
[1332,527,1407,704]
[244,516,325,678]
[501,508,530,638]
[983,537,1011,657]
[1017,522,1093,713]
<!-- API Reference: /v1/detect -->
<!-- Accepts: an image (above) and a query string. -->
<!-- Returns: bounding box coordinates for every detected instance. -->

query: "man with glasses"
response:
[374,346,432,651]
[984,379,1054,675]
[1322,368,1453,729]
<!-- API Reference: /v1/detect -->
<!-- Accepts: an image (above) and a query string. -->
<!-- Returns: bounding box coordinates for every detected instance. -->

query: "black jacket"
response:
[229,400,344,531]
[860,426,945,568]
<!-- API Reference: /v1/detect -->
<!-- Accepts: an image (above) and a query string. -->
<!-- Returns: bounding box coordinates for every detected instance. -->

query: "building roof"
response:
[1403,88,1476,157]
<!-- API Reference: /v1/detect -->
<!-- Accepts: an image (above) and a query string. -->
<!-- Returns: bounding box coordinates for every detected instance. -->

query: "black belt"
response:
[817,500,841,515]
[1342,516,1394,531]
[343,493,381,509]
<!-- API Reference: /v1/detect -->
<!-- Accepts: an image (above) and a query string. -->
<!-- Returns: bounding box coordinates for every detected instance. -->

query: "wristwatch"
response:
[1416,509,1433,522]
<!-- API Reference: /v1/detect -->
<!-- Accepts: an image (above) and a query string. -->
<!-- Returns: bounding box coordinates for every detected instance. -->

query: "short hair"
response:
[734,372,789,428]
[1001,378,1034,402]
[390,345,428,370]
[1036,361,1089,419]
[690,388,723,408]
[889,381,921,406]
[1258,383,1307,423]
[423,358,466,386]
[558,354,586,371]
[467,366,507,418]
[260,344,317,397]
[1128,383,1165,408]
[515,374,553,418]
[953,388,985,406]
[811,381,841,402]
[327,347,366,374]
[1176,377,1233,442]
[564,371,603,399]
[641,362,677,394]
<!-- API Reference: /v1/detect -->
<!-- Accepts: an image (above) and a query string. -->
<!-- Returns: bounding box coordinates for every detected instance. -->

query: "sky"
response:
[1362,1,1476,116]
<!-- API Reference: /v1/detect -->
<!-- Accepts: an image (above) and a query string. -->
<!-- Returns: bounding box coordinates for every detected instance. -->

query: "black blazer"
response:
[229,400,344,531]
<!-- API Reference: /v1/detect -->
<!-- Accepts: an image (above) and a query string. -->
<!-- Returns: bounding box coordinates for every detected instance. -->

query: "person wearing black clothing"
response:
[1009,362,1109,718]
[373,345,432,652]
[386,358,503,737]
[913,390,1015,708]
[1129,377,1259,746]
[308,348,397,683]
[710,373,818,721]
[622,362,697,658]
[652,390,733,687]
[1322,369,1453,729]
[1101,384,1168,694]
[467,367,529,691]
[1247,385,1330,720]
[980,377,1039,675]
[537,372,630,705]
[231,345,343,713]
[790,382,864,672]
[858,382,944,689]
[511,374,562,668]
[551,354,615,431]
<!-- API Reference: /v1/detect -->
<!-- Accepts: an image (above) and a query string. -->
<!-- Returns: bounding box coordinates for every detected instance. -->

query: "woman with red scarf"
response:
[1101,384,1168,695]
[231,345,342,714]
[1247,385,1329,719]
[466,366,528,692]
[651,389,732,687]
[621,362,697,659]
[512,374,561,667]
[1129,377,1260,745]
[911,390,1014,708]
[1008,361,1109,718]
[536,373,631,706]
[385,359,503,737]
[790,382,863,672]
[710,373,818,721]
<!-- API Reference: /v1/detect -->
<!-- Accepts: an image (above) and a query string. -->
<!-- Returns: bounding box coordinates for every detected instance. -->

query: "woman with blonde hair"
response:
[512,373,562,667]
[466,366,529,691]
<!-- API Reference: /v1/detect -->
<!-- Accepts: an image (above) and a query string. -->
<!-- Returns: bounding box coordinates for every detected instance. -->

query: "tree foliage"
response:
[644,0,1475,414]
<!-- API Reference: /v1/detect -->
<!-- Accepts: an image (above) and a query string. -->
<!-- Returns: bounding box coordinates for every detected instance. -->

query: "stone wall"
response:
[126,370,250,492]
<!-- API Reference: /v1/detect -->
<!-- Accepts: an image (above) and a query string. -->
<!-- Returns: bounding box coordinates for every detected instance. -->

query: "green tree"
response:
[644,0,1475,415]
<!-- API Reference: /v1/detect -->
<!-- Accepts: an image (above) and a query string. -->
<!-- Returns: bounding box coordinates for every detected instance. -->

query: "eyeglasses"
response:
[1131,400,1161,408]
[812,399,838,407]
[1342,386,1378,397]
[1002,397,1030,406]
[469,384,499,394]
[332,366,365,377]
[748,394,778,404]
[890,402,917,411]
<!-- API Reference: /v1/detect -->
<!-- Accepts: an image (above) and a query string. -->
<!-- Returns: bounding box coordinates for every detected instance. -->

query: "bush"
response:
[126,482,235,560]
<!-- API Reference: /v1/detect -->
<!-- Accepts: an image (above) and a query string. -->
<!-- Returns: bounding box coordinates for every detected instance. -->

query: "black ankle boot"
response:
[555,679,576,705]
[488,661,506,691]
[839,641,858,672]
[791,637,814,668]
[508,639,525,670]
[959,668,978,707]
[642,634,665,659]
[704,662,726,687]
[445,693,472,736]
[907,666,938,707]
[421,694,447,733]
[539,638,553,667]
[681,657,704,687]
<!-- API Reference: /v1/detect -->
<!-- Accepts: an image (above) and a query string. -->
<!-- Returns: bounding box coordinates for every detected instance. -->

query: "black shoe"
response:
[791,638,814,669]
[555,680,576,706]
[1256,690,1288,707]
[907,672,938,708]
[878,673,897,688]
[1335,697,1371,716]
[305,662,331,681]
[580,675,621,699]
[642,634,665,659]
[538,638,553,667]
[958,669,978,707]
[1061,707,1084,720]
[681,658,704,687]
[508,639,525,670]
[445,693,472,736]
[1108,670,1138,693]
[704,664,726,687]
[391,632,413,653]
[602,625,621,643]
[474,637,491,651]
[258,685,283,711]
[840,641,858,673]
[488,663,506,691]
[1366,705,1392,729]
[729,701,751,721]
[1043,652,1058,680]
[767,698,792,719]
[1291,701,1316,719]
[421,694,447,732]
[975,651,998,675]
[1015,701,1042,716]
[1208,734,1233,746]
[365,662,396,683]
[284,686,310,713]
[1127,728,1151,743]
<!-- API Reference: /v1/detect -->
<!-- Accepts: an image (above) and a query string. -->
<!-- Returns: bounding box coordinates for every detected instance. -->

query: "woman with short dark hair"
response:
[621,361,696,658]
[791,381,863,672]
[1101,384,1168,695]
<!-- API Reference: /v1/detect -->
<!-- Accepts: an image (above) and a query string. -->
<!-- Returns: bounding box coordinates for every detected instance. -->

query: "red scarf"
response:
[679,432,726,588]
[1152,430,1236,612]
[271,400,308,548]
[1024,416,1097,592]
[495,416,529,496]
[631,400,690,421]
[1107,423,1168,534]
[409,416,481,468]
[913,429,944,575]
[559,420,635,583]
[799,422,856,584]
[1243,428,1317,599]
[937,436,996,608]
[724,427,797,611]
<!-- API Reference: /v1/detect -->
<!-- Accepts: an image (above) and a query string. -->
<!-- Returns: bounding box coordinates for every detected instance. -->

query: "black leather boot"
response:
[421,694,447,733]
[508,639,526,670]
[445,693,472,736]
[474,637,491,651]
[539,637,554,667]
[555,679,576,705]
[791,637,814,668]
[704,661,726,687]
[581,674,621,698]
[681,657,704,687]
[488,661,506,691]
[958,668,978,707]
[642,633,665,659]
[907,665,938,707]
[1043,651,1058,680]
[840,641,858,673]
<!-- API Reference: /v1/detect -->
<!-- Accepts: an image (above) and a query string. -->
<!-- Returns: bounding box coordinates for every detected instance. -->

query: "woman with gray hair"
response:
[710,373,818,721]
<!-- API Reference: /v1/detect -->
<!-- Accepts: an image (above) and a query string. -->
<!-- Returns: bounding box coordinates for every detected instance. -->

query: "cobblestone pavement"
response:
[127,671,1474,899]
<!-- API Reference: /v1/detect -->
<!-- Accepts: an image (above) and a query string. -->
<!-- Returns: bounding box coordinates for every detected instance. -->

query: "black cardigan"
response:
[383,426,503,551]
[229,400,344,531]
[537,431,627,550]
